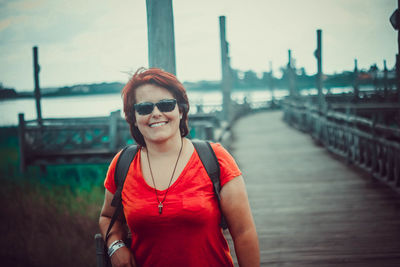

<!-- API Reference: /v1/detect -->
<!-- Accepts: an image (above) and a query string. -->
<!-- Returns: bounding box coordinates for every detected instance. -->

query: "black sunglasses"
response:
[134,99,177,115]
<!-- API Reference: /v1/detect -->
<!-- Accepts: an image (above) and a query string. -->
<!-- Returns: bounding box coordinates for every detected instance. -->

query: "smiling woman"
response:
[98,67,259,267]
[121,68,190,147]
[133,84,183,146]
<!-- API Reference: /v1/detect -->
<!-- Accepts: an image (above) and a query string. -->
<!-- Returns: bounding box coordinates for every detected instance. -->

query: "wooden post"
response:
[146,0,176,75]
[205,125,214,141]
[371,114,378,177]
[383,60,389,99]
[353,59,359,101]
[315,29,323,108]
[18,113,26,173]
[33,46,42,125]
[109,111,119,151]
[269,61,275,106]
[397,0,400,102]
[287,50,296,98]
[345,107,352,165]
[219,16,232,121]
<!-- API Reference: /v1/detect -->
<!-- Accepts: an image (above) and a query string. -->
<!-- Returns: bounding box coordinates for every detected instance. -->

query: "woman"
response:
[99,68,259,267]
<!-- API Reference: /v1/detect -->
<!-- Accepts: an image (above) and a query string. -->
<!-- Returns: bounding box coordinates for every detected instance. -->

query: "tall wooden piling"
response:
[219,16,232,121]
[146,0,176,74]
[269,61,275,101]
[353,59,359,101]
[33,46,42,125]
[383,60,389,98]
[287,50,296,97]
[315,29,323,107]
[397,0,400,101]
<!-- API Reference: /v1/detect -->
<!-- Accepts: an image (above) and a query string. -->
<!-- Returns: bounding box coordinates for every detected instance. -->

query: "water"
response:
[0,86,356,126]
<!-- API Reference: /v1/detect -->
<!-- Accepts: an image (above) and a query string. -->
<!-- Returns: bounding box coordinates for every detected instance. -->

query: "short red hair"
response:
[121,68,190,147]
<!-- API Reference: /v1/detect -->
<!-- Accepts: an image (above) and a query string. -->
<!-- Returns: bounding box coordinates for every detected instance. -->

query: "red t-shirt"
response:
[104,142,242,267]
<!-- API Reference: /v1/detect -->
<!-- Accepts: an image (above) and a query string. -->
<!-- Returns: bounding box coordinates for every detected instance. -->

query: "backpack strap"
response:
[105,145,139,243]
[192,140,228,230]
[111,145,139,207]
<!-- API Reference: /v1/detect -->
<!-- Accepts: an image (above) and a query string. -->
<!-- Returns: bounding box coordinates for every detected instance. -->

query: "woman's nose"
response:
[151,105,162,116]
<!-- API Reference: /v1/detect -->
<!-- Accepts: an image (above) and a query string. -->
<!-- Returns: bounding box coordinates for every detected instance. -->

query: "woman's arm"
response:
[220,176,260,267]
[99,189,136,267]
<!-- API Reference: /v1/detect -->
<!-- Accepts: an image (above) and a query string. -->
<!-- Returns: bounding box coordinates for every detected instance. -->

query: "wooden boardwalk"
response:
[226,111,400,267]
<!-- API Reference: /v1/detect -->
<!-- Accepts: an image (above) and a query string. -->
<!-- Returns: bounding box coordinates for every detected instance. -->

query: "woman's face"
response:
[134,84,182,145]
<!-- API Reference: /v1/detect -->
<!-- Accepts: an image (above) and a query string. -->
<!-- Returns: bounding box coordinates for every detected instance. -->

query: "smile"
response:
[149,121,168,128]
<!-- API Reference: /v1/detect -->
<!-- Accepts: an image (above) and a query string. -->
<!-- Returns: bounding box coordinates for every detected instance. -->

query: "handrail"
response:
[282,98,400,194]
[18,110,221,172]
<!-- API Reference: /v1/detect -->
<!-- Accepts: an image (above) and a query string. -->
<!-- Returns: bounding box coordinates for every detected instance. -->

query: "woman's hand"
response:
[99,189,137,267]
[111,246,137,267]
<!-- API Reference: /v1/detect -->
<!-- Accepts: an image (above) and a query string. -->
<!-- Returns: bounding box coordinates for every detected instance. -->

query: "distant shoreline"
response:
[0,84,364,101]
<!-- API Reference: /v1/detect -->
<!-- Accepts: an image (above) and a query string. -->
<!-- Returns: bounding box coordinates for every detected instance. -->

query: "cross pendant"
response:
[158,202,163,214]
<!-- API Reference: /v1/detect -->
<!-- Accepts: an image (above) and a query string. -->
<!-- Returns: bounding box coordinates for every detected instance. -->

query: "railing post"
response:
[353,59,359,101]
[205,125,214,141]
[387,147,394,181]
[371,115,378,178]
[345,107,352,164]
[18,113,27,173]
[109,111,119,151]
[395,149,400,187]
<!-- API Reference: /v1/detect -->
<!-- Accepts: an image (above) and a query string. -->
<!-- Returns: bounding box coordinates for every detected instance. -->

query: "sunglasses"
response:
[134,99,177,115]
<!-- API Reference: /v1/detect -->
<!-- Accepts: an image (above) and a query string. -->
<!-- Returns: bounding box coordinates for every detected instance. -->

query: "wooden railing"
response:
[282,98,400,193]
[18,99,279,172]
[18,111,220,172]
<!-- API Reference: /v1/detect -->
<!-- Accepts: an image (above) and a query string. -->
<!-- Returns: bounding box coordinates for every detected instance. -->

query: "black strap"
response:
[192,140,228,229]
[104,200,123,243]
[111,145,139,207]
[105,145,139,243]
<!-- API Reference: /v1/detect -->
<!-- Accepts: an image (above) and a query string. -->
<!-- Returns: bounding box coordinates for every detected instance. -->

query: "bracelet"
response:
[108,239,123,250]
[108,240,125,257]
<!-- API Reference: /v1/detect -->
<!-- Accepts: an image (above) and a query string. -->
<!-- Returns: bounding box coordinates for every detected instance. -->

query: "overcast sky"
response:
[0,0,397,91]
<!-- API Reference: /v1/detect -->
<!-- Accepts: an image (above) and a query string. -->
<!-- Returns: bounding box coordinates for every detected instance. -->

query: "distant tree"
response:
[0,87,18,99]
[243,70,260,87]
[261,72,270,85]
[231,68,241,88]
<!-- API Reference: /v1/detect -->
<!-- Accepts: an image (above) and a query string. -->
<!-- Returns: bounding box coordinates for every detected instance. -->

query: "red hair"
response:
[121,68,190,147]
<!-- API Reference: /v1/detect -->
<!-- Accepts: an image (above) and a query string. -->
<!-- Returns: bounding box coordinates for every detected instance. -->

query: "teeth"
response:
[150,122,167,128]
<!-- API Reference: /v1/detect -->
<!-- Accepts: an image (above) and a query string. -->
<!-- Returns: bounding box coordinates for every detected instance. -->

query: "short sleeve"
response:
[210,143,242,187]
[104,150,123,194]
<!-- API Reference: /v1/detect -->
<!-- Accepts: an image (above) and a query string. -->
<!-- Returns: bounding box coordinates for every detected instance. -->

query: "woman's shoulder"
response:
[104,146,140,193]
[209,142,241,186]
[209,142,231,158]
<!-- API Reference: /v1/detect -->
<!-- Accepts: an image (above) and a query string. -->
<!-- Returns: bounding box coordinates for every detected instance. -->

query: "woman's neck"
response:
[144,134,183,156]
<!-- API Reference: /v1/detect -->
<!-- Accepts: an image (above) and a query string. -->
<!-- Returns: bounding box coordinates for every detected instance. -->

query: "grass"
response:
[0,127,108,267]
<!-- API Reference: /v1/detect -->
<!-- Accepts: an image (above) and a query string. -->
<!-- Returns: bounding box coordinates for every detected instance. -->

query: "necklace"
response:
[146,138,184,215]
